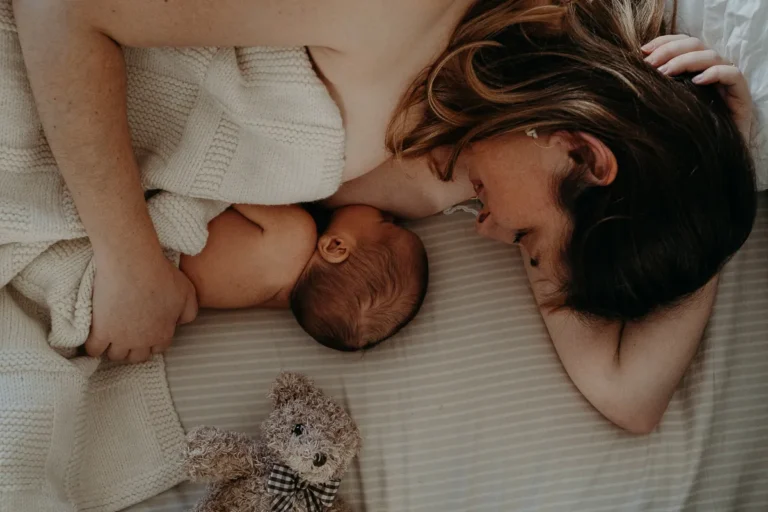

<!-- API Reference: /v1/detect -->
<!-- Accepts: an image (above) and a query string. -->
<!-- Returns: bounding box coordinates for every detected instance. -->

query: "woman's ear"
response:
[317,234,351,264]
[574,132,618,187]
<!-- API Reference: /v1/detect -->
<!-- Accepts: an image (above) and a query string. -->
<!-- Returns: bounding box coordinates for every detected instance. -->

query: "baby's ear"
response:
[268,372,318,408]
[317,234,351,264]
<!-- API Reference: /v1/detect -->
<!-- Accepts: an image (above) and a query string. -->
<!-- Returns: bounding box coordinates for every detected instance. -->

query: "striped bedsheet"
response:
[128,193,768,512]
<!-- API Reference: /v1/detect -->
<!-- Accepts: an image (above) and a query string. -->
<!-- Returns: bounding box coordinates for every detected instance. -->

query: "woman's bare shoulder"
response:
[54,0,465,51]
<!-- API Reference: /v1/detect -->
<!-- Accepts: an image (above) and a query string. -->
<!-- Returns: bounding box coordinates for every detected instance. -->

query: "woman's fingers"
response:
[641,34,690,53]
[692,64,746,88]
[127,348,151,364]
[692,64,753,137]
[644,36,707,67]
[106,343,129,361]
[657,49,726,76]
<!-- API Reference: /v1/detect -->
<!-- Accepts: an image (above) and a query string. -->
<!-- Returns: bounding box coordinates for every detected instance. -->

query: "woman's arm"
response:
[325,155,475,219]
[521,247,717,434]
[12,0,458,360]
[7,0,395,360]
[14,0,205,362]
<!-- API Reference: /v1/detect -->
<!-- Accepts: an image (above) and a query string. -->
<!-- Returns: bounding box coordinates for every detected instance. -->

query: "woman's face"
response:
[458,132,574,272]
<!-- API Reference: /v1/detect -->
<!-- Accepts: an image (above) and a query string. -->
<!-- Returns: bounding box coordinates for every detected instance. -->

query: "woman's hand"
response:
[85,251,198,363]
[642,35,754,139]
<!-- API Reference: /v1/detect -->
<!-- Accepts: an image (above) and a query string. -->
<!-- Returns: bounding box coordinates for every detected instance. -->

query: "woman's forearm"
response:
[522,247,717,434]
[326,155,474,219]
[13,0,161,258]
[605,277,717,428]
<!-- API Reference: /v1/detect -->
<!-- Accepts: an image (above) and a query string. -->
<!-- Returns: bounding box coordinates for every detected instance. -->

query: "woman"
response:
[11,0,756,432]
[331,1,757,433]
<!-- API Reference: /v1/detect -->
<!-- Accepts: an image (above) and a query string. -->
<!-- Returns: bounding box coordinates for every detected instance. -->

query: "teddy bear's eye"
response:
[292,424,305,436]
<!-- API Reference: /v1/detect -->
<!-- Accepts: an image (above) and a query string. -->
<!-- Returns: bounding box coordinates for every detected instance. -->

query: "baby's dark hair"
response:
[290,228,429,351]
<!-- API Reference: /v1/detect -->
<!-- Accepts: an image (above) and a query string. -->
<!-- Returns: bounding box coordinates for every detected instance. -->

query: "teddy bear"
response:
[183,372,362,512]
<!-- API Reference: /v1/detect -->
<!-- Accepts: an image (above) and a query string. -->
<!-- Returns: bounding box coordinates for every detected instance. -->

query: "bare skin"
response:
[180,204,408,313]
[180,205,318,310]
[11,0,752,433]
[330,37,753,434]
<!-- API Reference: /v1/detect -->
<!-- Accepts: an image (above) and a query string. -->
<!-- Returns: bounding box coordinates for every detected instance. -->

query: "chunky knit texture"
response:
[0,1,345,510]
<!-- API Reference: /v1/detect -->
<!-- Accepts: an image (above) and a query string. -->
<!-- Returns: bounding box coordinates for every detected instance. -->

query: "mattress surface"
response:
[128,194,768,512]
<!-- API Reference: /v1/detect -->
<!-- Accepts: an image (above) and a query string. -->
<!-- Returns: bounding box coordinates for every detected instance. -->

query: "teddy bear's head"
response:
[263,373,361,485]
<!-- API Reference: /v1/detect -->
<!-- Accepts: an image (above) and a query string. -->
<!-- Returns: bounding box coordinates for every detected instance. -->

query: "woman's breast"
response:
[309,47,407,182]
[308,4,464,183]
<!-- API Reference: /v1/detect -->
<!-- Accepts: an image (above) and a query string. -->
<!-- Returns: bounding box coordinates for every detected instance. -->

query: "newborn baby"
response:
[180,204,428,351]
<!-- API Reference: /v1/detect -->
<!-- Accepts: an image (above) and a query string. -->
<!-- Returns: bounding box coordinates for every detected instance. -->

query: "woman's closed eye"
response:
[513,229,530,244]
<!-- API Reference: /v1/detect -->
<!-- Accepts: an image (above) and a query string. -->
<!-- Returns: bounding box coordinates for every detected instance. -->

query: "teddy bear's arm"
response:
[184,426,263,482]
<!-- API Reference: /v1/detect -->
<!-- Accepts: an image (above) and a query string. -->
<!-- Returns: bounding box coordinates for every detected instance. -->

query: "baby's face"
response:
[326,205,398,244]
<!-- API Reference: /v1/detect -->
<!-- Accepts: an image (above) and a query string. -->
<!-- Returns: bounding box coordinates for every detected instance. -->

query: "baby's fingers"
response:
[658,49,724,76]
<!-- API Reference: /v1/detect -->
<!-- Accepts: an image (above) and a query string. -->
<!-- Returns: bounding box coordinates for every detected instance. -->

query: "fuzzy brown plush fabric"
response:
[183,373,361,512]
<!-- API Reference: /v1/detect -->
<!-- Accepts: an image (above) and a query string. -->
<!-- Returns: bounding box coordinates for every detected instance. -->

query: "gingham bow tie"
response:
[267,464,340,512]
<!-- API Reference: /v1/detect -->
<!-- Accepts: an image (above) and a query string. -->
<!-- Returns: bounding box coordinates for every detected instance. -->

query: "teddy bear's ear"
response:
[268,372,318,407]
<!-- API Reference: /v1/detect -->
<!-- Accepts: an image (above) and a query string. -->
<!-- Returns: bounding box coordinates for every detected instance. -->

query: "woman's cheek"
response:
[475,215,516,244]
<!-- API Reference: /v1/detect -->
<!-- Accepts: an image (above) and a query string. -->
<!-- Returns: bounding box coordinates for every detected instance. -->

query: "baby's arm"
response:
[326,154,475,219]
[521,248,717,434]
[180,205,316,309]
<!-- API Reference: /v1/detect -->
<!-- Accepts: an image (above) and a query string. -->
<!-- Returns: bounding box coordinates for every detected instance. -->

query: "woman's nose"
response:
[476,213,517,245]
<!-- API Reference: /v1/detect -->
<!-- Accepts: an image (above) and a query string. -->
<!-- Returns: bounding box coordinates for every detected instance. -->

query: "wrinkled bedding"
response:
[675,0,768,190]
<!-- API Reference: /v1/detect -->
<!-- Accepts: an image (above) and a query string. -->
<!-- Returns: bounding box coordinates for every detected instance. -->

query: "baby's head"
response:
[290,205,429,352]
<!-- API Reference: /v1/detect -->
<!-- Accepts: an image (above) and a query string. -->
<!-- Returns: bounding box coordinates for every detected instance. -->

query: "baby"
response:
[180,204,429,351]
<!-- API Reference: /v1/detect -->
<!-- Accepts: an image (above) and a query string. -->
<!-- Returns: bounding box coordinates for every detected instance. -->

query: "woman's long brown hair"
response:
[386,0,674,179]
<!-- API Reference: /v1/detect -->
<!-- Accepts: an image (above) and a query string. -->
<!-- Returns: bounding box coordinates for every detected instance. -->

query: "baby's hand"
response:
[642,35,754,140]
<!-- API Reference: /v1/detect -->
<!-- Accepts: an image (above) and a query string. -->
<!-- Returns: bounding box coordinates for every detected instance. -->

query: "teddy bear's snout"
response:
[312,453,327,467]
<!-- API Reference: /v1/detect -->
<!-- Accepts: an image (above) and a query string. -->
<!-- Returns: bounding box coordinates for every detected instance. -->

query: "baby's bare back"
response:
[180,205,317,310]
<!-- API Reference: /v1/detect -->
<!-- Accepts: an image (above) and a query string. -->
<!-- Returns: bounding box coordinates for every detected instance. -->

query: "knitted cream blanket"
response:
[0,3,345,510]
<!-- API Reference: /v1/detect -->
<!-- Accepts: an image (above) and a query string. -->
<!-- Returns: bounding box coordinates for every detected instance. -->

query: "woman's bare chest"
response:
[308,4,466,183]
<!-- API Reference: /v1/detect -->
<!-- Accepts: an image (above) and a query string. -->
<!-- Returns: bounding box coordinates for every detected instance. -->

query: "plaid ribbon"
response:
[267,464,340,512]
